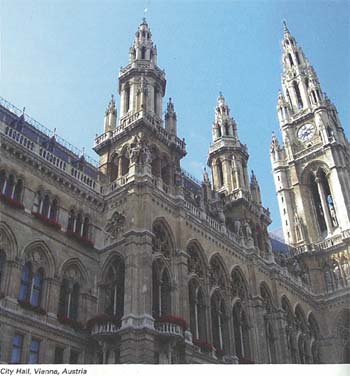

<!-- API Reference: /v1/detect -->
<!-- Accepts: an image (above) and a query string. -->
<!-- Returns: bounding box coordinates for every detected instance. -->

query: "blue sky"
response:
[1,0,349,230]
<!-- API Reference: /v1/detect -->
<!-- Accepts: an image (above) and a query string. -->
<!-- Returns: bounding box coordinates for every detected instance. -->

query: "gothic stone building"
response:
[0,20,349,364]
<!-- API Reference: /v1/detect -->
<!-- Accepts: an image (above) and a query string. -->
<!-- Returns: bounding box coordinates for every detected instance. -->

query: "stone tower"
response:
[270,22,350,249]
[208,94,272,260]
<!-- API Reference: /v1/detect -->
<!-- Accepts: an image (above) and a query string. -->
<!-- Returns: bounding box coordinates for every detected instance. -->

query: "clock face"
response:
[297,123,315,141]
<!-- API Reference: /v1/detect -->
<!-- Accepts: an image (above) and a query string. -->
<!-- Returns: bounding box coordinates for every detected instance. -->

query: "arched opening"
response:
[151,147,161,177]
[67,210,75,232]
[50,199,58,221]
[152,262,171,318]
[295,51,301,65]
[141,46,146,59]
[103,256,125,318]
[189,280,207,342]
[293,81,303,109]
[281,296,297,363]
[4,174,15,197]
[217,125,222,138]
[75,213,83,235]
[19,262,32,302]
[311,90,317,104]
[124,85,130,113]
[0,250,6,290]
[217,159,224,188]
[295,305,309,363]
[211,292,229,356]
[0,170,6,193]
[224,122,230,136]
[13,179,23,202]
[30,268,44,307]
[110,155,119,182]
[120,153,129,176]
[58,279,80,320]
[288,53,294,66]
[82,217,89,239]
[308,313,321,363]
[41,194,50,218]
[161,157,171,185]
[309,172,327,233]
[233,302,250,361]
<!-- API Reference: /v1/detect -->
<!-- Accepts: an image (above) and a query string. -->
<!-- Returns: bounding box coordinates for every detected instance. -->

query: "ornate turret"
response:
[165,97,177,136]
[104,95,117,132]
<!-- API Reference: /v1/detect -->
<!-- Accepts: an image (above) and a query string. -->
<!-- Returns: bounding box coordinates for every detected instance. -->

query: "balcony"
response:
[87,314,122,338]
[154,316,187,339]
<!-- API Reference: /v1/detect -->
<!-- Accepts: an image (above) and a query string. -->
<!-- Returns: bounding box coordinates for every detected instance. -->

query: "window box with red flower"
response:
[0,193,24,210]
[57,314,84,331]
[17,298,46,315]
[86,314,122,336]
[155,315,188,331]
[31,211,62,230]
[193,339,214,353]
[66,230,94,248]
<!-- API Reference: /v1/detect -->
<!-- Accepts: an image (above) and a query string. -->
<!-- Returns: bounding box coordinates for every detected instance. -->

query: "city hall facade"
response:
[0,19,349,364]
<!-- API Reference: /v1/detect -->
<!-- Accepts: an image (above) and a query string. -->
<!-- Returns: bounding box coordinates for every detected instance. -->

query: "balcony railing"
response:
[154,321,184,337]
[87,315,122,337]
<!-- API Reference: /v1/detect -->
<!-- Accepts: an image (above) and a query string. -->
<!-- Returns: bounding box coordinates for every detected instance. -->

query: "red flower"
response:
[31,211,62,230]
[0,193,24,210]
[193,339,214,352]
[156,315,188,330]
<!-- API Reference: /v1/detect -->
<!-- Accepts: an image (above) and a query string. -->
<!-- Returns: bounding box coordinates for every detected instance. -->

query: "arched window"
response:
[151,148,161,177]
[309,172,327,234]
[104,257,125,317]
[160,270,171,317]
[68,210,75,232]
[217,125,222,138]
[152,221,173,258]
[141,46,146,59]
[13,179,23,202]
[161,157,171,185]
[311,90,317,104]
[0,250,6,290]
[295,51,301,65]
[233,303,250,361]
[288,53,294,66]
[211,292,229,356]
[75,213,82,235]
[124,85,130,113]
[50,199,58,220]
[58,279,80,320]
[4,174,15,197]
[19,262,32,301]
[120,155,129,176]
[30,269,44,307]
[0,170,6,193]
[41,195,50,218]
[110,154,119,182]
[282,296,297,363]
[293,81,303,109]
[266,321,277,363]
[295,306,309,363]
[224,122,230,136]
[152,262,171,318]
[308,313,321,363]
[217,160,224,188]
[189,280,207,342]
[82,217,89,239]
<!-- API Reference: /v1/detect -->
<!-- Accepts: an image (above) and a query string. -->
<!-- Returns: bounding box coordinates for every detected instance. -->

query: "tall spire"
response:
[280,22,324,116]
[212,92,238,142]
[104,94,117,132]
[129,18,157,64]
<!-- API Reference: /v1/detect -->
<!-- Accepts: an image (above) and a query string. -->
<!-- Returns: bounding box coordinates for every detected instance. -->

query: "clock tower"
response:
[270,22,350,249]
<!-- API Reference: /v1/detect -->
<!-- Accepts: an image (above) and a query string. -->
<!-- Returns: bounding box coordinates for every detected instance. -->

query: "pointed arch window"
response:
[311,90,317,104]
[295,51,301,65]
[13,179,23,202]
[266,321,277,363]
[58,278,80,321]
[0,250,6,290]
[233,303,250,361]
[224,122,230,136]
[19,262,32,302]
[211,293,229,356]
[68,210,75,232]
[110,154,119,182]
[104,257,125,318]
[30,269,44,307]
[152,263,171,318]
[141,46,146,59]
[0,170,6,193]
[288,53,294,67]
[4,174,15,197]
[124,85,130,113]
[293,81,303,109]
[217,160,224,188]
[189,280,207,342]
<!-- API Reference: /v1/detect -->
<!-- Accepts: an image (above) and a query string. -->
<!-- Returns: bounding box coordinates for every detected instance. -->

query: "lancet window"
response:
[103,256,125,317]
[152,261,171,318]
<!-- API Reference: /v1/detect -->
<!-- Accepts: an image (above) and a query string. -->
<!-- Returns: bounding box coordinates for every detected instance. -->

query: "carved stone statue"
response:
[105,211,126,241]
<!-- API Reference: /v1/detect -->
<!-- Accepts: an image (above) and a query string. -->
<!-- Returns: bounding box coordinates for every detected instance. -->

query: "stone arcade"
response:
[0,19,349,364]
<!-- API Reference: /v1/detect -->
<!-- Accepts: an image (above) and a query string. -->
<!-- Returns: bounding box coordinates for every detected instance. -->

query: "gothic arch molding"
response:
[59,258,89,287]
[99,252,125,283]
[21,240,56,278]
[0,222,18,260]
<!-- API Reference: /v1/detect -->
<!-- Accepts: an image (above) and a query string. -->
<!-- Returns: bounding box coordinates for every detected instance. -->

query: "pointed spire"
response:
[203,167,210,184]
[104,94,117,132]
[165,97,177,135]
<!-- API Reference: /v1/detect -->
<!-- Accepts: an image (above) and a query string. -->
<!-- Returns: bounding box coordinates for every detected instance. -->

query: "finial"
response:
[22,107,26,114]
[53,128,57,137]
[283,19,289,33]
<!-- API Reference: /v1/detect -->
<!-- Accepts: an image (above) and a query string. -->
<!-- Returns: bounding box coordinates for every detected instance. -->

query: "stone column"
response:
[268,310,290,363]
[250,297,268,363]
[174,250,190,323]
